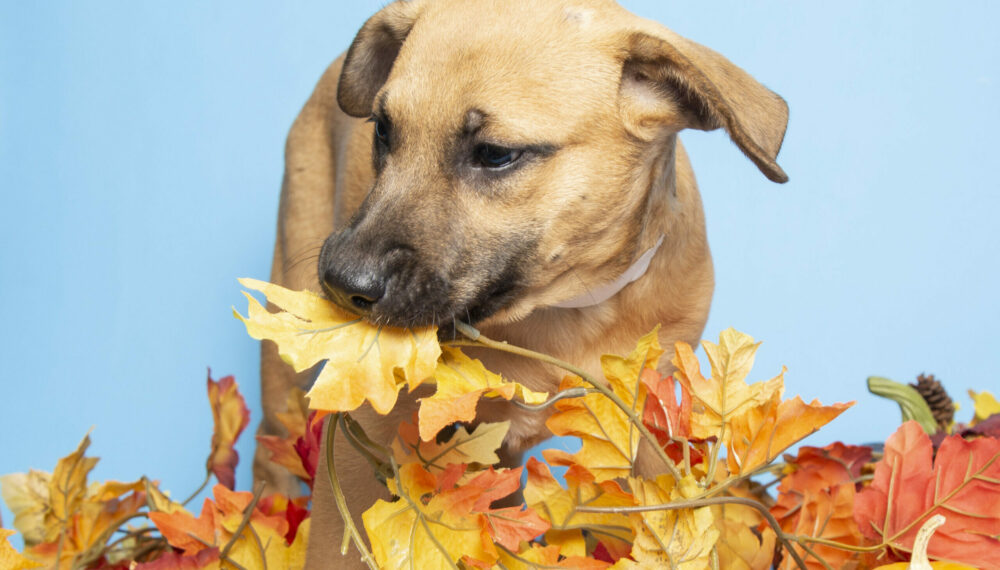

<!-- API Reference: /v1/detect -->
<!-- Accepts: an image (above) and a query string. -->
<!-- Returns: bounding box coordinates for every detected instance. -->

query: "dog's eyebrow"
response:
[462,109,486,135]
[463,108,560,155]
[375,92,391,122]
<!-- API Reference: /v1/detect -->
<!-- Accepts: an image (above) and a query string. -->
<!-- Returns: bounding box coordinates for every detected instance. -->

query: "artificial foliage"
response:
[1,280,998,569]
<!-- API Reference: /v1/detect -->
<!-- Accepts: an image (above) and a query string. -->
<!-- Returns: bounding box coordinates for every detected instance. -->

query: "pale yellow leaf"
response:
[235,278,440,414]
[615,474,718,570]
[392,419,509,473]
[0,470,51,546]
[673,329,782,443]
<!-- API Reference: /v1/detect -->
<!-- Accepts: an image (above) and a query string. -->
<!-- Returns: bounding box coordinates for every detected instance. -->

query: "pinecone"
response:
[910,373,955,432]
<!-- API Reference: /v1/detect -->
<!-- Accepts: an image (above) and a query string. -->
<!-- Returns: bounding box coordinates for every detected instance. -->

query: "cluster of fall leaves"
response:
[2,277,998,569]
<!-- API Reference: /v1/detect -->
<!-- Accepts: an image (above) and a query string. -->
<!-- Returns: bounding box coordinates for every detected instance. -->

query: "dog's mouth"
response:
[320,268,524,336]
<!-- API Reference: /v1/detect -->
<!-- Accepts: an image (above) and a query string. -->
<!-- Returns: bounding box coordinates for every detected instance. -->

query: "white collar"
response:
[552,234,665,309]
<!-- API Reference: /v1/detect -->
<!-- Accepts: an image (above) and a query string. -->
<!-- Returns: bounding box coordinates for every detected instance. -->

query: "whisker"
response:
[283,241,324,275]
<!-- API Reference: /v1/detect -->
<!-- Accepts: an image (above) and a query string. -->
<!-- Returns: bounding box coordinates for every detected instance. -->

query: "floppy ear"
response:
[337,0,423,118]
[618,29,789,183]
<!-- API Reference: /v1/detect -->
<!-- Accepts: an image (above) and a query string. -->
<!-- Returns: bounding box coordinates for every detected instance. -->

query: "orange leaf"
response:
[149,485,289,555]
[854,421,1000,568]
[206,373,250,490]
[770,443,871,569]
[727,393,853,476]
[149,499,218,554]
[523,458,633,559]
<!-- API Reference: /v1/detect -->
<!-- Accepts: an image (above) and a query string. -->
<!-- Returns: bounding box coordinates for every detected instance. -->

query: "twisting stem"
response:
[182,471,212,507]
[511,387,592,411]
[577,495,809,570]
[449,322,683,482]
[326,413,379,569]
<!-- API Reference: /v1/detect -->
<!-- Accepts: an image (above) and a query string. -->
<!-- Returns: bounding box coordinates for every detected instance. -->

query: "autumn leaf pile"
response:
[1,279,998,569]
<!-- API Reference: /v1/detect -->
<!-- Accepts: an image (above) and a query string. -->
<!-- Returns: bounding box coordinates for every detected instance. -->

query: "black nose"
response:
[321,267,386,315]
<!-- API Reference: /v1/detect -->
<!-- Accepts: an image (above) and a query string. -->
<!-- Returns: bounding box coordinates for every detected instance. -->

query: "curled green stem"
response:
[326,413,379,570]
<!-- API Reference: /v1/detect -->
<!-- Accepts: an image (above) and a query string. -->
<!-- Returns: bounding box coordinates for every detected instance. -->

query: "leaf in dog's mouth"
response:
[234,278,441,414]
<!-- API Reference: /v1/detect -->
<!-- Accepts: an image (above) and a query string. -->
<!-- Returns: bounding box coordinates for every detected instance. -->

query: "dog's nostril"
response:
[350,294,376,311]
[321,266,386,315]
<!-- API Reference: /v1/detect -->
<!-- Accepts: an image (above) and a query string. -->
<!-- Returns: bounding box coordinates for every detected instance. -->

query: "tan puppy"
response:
[256,0,788,566]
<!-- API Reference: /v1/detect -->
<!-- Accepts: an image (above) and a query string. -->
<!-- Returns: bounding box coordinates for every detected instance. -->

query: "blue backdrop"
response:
[2,0,998,539]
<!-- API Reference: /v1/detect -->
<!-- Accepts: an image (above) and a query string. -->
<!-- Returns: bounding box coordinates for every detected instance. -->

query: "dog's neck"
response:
[551,234,665,309]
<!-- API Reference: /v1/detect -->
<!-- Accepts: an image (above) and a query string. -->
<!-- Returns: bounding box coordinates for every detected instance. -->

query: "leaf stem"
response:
[182,471,212,507]
[218,482,265,562]
[449,323,682,482]
[510,387,592,411]
[325,414,379,569]
[577,495,809,570]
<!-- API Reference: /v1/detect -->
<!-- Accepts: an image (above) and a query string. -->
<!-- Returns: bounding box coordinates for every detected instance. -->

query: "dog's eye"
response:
[372,117,390,145]
[474,144,522,169]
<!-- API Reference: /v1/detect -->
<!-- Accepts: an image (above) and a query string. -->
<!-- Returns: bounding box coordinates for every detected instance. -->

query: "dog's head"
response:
[318,0,787,329]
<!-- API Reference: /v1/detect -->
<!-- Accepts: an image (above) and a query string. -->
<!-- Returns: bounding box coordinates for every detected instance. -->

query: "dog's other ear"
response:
[618,29,789,183]
[338,1,423,118]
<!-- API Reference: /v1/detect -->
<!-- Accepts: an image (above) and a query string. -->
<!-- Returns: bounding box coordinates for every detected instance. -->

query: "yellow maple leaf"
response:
[418,347,548,441]
[968,389,1000,425]
[546,328,662,481]
[143,477,188,515]
[523,458,633,559]
[225,516,310,570]
[615,474,718,570]
[362,463,497,569]
[235,278,440,414]
[498,542,612,569]
[712,488,776,570]
[392,416,509,473]
[0,529,42,569]
[47,434,100,543]
[673,329,783,444]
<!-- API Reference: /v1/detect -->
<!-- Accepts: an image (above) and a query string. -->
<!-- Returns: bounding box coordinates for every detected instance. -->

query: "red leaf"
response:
[206,372,250,489]
[135,548,220,569]
[642,370,692,440]
[641,370,703,466]
[854,421,1000,568]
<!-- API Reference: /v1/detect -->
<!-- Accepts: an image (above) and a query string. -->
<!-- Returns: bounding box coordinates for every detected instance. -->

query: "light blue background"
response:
[2,1,998,540]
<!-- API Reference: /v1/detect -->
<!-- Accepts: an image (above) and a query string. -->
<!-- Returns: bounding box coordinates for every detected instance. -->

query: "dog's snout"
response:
[321,266,386,315]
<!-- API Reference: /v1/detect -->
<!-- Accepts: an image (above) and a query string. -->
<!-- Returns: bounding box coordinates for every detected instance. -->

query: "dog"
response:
[255,0,788,566]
